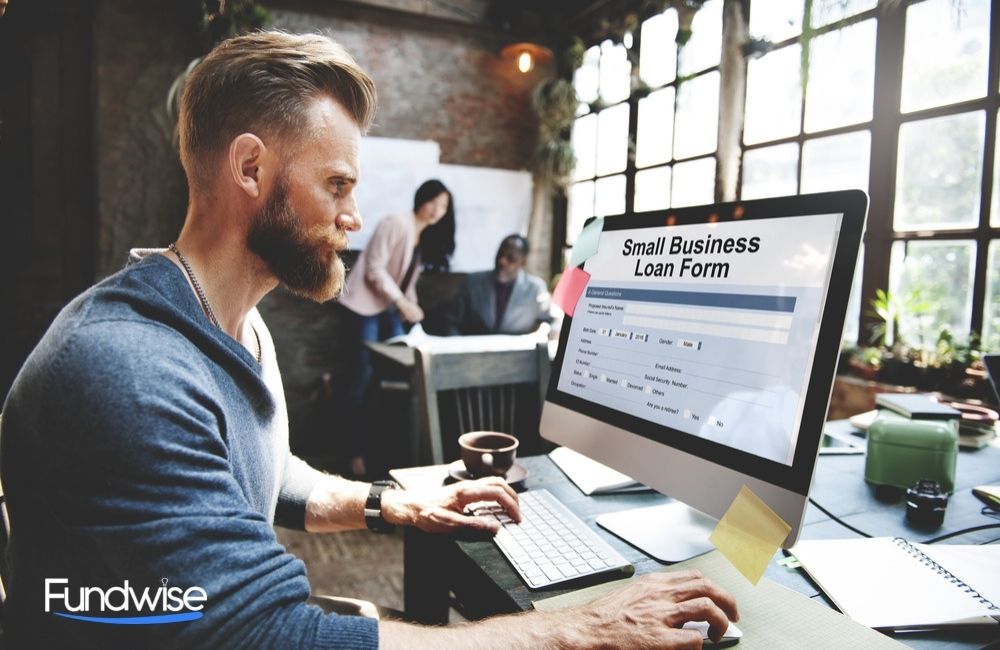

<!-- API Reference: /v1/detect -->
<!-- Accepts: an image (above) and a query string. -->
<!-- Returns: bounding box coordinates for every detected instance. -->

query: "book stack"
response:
[947,402,998,450]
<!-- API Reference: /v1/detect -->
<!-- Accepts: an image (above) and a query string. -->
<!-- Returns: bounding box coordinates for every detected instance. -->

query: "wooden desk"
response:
[392,440,1000,649]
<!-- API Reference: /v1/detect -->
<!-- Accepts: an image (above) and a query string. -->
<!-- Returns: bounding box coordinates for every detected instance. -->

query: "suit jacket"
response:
[447,269,552,335]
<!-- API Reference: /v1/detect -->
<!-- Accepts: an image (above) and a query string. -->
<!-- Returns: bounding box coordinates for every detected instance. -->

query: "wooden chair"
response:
[412,343,551,465]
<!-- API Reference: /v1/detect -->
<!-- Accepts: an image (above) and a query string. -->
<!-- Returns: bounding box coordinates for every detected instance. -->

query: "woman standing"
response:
[338,179,454,477]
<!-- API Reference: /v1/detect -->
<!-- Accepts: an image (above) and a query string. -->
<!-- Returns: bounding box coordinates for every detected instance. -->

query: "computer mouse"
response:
[682,620,742,647]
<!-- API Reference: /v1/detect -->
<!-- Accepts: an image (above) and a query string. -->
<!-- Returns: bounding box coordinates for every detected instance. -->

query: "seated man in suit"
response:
[446,234,554,336]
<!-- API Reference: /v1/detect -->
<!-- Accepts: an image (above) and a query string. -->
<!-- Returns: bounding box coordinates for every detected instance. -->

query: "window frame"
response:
[558,0,999,349]
[859,0,999,346]
[565,3,724,255]
[737,0,1000,347]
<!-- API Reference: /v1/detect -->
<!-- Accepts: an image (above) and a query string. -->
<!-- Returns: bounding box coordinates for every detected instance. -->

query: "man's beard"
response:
[247,178,346,302]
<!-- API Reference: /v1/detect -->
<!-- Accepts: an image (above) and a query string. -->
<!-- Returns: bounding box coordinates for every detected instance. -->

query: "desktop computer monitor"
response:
[540,190,868,561]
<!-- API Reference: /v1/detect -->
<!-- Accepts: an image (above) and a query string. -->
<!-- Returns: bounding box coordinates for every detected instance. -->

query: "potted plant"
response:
[845,289,982,396]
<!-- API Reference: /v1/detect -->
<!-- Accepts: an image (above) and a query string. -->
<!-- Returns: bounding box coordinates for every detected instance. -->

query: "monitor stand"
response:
[597,502,717,563]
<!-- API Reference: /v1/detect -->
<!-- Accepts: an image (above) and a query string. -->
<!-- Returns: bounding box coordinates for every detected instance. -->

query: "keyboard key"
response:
[540,564,563,581]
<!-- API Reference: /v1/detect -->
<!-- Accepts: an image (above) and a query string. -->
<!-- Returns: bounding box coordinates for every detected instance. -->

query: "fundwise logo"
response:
[45,577,207,625]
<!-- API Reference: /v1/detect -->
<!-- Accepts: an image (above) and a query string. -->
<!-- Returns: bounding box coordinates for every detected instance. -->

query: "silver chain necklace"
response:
[168,242,261,364]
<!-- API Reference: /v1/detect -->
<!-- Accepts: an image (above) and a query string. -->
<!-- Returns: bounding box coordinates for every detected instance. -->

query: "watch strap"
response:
[364,480,399,533]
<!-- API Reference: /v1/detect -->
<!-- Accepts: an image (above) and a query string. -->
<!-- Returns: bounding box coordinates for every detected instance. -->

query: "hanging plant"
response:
[533,78,579,136]
[562,36,586,74]
[529,1,711,184]
[533,140,577,184]
[573,1,709,50]
[164,0,270,149]
[531,78,579,185]
[200,0,269,45]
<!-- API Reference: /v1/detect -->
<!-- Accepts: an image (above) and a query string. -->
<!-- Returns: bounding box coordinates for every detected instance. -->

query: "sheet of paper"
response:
[385,323,547,353]
[709,485,791,585]
[551,267,591,317]
[916,542,1000,610]
[569,217,604,267]
[533,550,905,649]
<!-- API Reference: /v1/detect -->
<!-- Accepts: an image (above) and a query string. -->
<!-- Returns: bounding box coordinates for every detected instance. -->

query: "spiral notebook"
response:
[791,537,1000,630]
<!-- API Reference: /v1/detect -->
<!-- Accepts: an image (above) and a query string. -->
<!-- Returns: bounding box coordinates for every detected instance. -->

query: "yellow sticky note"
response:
[708,485,792,585]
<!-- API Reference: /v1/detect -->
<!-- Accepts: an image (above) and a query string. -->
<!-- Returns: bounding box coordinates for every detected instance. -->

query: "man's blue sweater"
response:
[1,253,378,649]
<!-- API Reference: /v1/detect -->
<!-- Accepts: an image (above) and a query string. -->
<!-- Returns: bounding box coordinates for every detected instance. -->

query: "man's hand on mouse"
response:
[380,476,521,534]
[567,569,739,648]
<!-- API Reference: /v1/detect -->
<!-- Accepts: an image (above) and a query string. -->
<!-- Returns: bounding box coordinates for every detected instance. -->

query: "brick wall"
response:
[269,7,538,167]
[93,0,202,279]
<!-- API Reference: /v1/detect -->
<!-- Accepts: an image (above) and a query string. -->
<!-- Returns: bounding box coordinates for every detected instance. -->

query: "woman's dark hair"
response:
[414,179,456,272]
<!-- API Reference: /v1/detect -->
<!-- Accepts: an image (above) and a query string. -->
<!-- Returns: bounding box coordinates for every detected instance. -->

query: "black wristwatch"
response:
[364,480,400,534]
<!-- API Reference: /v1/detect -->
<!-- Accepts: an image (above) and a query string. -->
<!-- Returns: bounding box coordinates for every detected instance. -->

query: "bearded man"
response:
[0,31,736,650]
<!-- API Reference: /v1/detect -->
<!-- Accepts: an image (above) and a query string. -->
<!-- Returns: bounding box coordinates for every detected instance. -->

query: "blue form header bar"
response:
[585,287,797,313]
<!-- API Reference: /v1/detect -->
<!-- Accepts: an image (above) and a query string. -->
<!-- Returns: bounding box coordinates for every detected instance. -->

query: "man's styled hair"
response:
[178,31,377,191]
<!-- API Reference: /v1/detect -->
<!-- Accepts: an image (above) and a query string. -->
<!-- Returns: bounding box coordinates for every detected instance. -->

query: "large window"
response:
[567,1,724,254]
[743,0,997,350]
[742,1,877,345]
[564,0,999,351]
[887,0,997,351]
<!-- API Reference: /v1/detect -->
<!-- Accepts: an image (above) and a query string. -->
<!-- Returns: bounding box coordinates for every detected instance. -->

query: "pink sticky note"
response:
[552,266,591,317]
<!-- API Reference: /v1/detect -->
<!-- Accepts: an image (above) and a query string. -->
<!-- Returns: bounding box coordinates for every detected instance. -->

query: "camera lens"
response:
[905,479,948,530]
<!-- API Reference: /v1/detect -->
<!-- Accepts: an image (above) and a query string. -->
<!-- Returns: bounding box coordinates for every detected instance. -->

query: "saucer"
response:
[445,460,528,485]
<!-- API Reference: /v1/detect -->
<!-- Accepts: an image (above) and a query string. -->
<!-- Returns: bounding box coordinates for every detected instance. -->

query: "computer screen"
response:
[540,191,867,556]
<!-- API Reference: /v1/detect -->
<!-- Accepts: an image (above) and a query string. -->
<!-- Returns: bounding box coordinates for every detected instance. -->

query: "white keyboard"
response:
[469,488,634,589]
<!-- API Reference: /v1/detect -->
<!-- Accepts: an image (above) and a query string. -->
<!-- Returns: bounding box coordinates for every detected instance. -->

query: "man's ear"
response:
[229,133,268,199]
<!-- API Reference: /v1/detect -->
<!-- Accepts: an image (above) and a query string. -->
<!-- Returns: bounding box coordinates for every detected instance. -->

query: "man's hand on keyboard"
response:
[573,569,739,648]
[381,476,521,534]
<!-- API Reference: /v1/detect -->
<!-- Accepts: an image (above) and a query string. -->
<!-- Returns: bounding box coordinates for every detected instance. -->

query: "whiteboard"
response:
[352,137,441,250]
[436,164,532,272]
[354,136,533,272]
